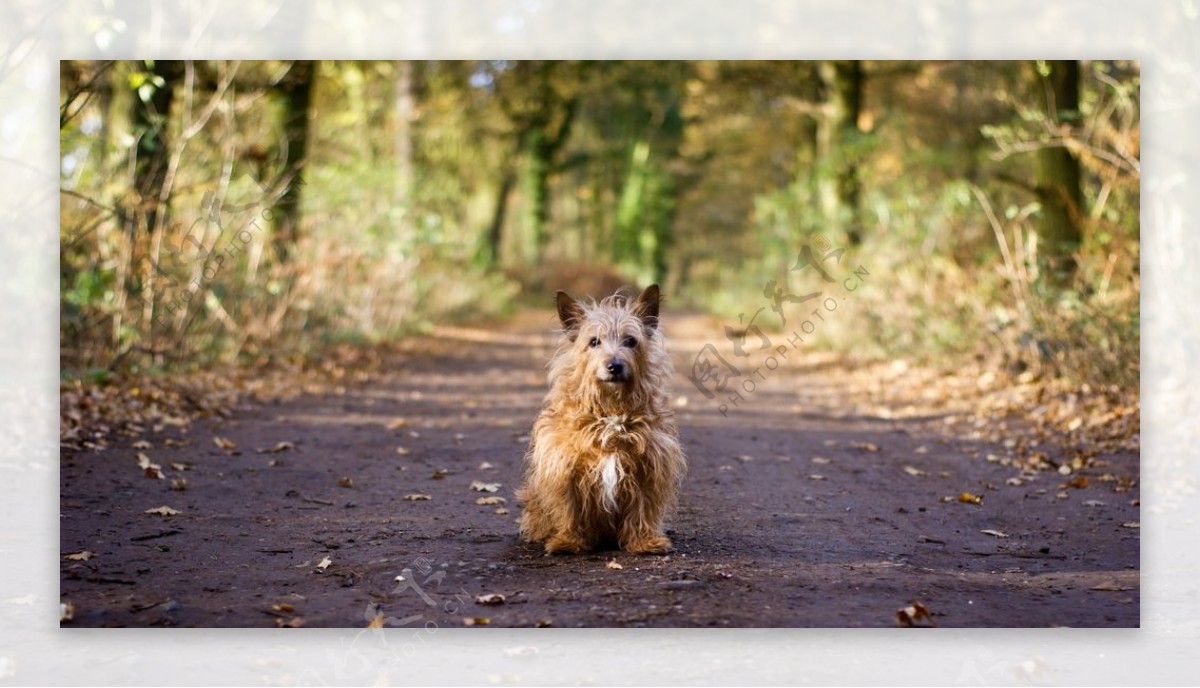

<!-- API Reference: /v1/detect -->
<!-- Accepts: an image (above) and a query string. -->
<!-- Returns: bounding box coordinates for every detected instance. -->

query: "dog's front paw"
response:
[544,533,588,555]
[623,534,672,555]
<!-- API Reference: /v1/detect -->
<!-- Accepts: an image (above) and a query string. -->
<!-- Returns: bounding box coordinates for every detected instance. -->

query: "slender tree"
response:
[1034,60,1084,281]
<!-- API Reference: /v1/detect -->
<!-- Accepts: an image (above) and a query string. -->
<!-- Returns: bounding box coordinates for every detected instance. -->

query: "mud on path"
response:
[60,310,1139,628]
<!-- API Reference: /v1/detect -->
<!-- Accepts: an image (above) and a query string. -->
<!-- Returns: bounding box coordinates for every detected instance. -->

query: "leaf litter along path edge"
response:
[59,310,1139,627]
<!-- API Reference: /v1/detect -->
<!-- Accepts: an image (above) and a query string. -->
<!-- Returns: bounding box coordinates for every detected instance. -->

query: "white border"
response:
[2,0,1192,684]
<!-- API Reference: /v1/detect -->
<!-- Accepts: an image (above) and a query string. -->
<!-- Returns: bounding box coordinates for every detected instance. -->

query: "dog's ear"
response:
[555,291,585,341]
[633,284,660,330]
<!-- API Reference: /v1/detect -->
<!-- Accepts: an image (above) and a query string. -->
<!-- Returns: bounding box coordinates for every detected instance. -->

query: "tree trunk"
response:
[394,60,417,220]
[1035,60,1083,281]
[131,59,183,236]
[815,60,864,245]
[274,60,314,262]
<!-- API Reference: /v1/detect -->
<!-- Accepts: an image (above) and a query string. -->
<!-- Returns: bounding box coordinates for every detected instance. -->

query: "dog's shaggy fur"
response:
[517,285,687,554]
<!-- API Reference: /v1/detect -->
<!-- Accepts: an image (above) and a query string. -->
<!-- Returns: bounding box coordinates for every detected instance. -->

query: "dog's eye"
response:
[588,337,601,348]
[622,336,638,348]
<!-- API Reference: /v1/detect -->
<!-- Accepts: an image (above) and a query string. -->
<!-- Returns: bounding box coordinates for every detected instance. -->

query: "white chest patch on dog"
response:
[600,453,623,513]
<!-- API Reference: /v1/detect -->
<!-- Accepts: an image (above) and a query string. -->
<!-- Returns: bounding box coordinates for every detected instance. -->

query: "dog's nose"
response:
[606,360,626,377]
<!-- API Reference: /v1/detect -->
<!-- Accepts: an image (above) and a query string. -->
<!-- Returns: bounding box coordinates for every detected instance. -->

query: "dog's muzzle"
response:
[602,359,629,383]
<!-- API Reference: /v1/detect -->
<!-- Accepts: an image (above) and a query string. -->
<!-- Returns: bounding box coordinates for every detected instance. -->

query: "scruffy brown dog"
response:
[517,284,686,555]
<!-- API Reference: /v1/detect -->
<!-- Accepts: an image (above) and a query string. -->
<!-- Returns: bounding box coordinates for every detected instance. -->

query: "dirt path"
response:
[60,310,1139,627]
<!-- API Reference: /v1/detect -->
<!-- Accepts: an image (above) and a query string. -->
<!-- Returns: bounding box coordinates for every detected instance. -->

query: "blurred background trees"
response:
[60,60,1140,388]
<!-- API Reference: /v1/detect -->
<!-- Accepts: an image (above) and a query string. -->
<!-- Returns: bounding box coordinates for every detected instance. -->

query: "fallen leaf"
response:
[170,477,188,491]
[903,465,927,477]
[822,439,839,447]
[132,440,153,450]
[403,493,431,501]
[470,480,501,493]
[896,601,937,627]
[1121,521,1140,529]
[735,454,754,463]
[476,593,506,605]
[811,456,831,465]
[338,476,354,488]
[914,445,929,454]
[271,603,295,613]
[1090,581,1130,592]
[606,559,623,570]
[479,461,495,470]
[137,452,164,480]
[163,438,189,447]
[1005,477,1024,486]
[809,474,826,481]
[494,507,509,515]
[60,600,75,622]
[851,441,880,452]
[957,492,983,505]
[980,529,1009,538]
[315,556,332,572]
[476,496,507,505]
[169,462,192,471]
[535,618,553,627]
[144,506,181,516]
[1061,475,1089,489]
[407,431,421,439]
[213,436,236,450]
[1083,499,1107,507]
[256,441,295,454]
[63,551,94,561]
[275,616,306,628]
[367,613,386,628]
[396,446,411,456]
[1056,491,1070,499]
[431,469,450,480]
[463,617,491,626]
[387,418,410,429]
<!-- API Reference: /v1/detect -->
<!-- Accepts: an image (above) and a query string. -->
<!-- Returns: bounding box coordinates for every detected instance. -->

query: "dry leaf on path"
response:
[63,551,94,561]
[476,496,507,505]
[896,601,937,627]
[367,613,386,628]
[476,593,506,605]
[957,492,983,505]
[338,477,354,488]
[1090,581,1131,592]
[132,440,152,450]
[315,556,332,572]
[403,493,431,501]
[606,559,623,570]
[144,506,181,516]
[479,461,494,470]
[811,456,831,465]
[903,465,927,477]
[137,452,164,480]
[256,441,295,454]
[396,446,411,456]
[470,480,501,493]
[60,601,75,622]
[1122,521,1140,529]
[851,441,880,452]
[213,436,236,450]
[980,529,1009,538]
[463,617,491,626]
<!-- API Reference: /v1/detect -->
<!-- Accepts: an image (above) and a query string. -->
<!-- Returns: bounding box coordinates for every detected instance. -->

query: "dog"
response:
[517,284,686,554]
